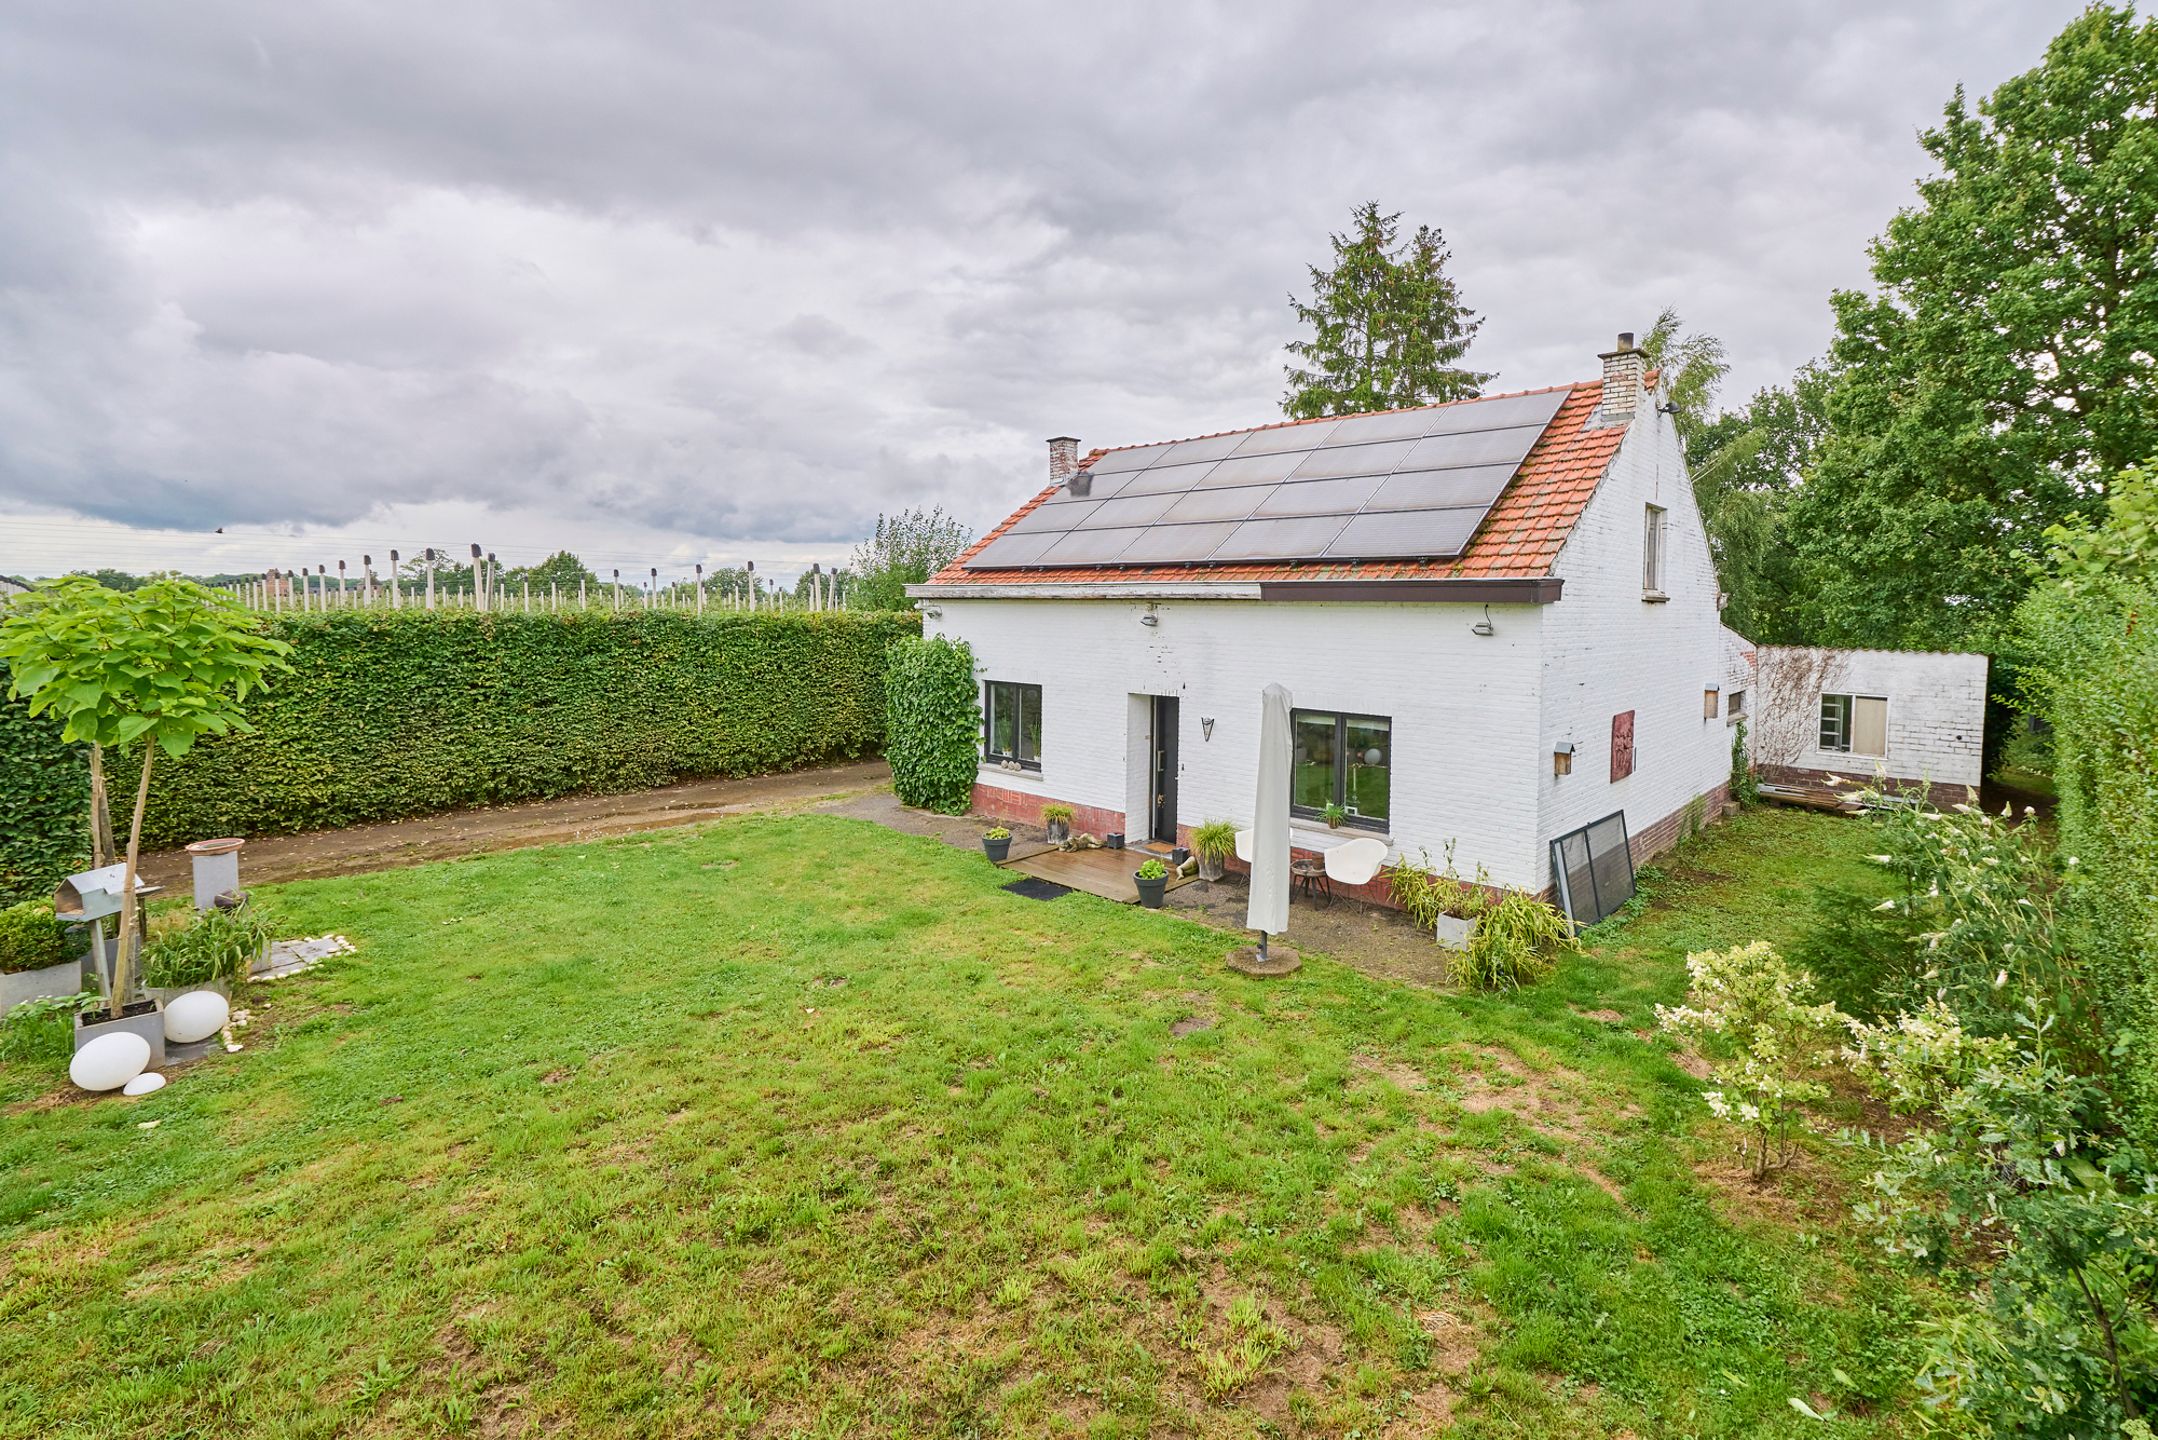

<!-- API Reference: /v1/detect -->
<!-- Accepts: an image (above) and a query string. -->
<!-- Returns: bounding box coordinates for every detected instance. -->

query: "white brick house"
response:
[913,335,1742,909]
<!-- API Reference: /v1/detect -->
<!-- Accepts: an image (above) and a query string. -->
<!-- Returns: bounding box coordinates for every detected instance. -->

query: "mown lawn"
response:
[0,806,1933,1438]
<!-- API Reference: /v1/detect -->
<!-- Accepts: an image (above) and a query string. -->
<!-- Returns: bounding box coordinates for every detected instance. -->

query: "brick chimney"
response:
[1047,436,1080,486]
[1597,332,1647,425]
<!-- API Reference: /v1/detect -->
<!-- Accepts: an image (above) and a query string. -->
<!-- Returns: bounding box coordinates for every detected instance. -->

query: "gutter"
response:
[907,577,1563,604]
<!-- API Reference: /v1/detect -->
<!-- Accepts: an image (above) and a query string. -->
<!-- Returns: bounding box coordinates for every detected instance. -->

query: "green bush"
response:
[0,900,68,975]
[883,634,980,814]
[0,666,90,906]
[1453,889,1575,992]
[1135,858,1168,881]
[2015,467,2158,1145]
[1189,819,1236,863]
[81,609,916,850]
[140,902,273,991]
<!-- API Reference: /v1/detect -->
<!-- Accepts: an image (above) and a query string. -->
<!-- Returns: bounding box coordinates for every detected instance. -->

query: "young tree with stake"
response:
[0,576,291,1020]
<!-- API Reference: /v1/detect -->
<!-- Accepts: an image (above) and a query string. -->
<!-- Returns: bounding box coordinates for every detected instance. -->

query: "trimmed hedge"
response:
[91,609,919,851]
[0,666,91,906]
[884,634,981,814]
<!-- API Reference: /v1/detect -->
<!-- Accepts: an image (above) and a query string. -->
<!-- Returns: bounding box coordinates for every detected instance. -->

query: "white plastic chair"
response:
[1234,828,1254,864]
[1323,836,1389,889]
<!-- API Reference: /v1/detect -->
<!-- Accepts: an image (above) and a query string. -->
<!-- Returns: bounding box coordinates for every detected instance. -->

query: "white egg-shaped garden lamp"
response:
[163,989,231,1045]
[70,1032,151,1092]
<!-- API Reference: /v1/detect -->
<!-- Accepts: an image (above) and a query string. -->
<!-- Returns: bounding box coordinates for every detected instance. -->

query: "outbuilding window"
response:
[984,681,1042,770]
[1819,693,1887,757]
[1292,710,1391,827]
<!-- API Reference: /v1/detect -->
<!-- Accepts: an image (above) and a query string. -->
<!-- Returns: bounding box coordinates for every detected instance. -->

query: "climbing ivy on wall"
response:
[85,609,918,852]
[884,634,981,814]
[0,663,91,906]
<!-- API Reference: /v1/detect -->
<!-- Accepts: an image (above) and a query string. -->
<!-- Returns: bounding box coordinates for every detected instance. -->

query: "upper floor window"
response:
[1819,693,1887,756]
[1643,504,1668,597]
[1291,709,1390,827]
[984,681,1042,770]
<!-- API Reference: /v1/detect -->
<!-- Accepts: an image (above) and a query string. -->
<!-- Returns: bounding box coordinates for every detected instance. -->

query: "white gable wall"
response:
[1536,404,1732,857]
[922,598,1553,889]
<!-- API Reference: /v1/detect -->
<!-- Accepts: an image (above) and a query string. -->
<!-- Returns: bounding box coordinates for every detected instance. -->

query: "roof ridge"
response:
[1080,381,1593,463]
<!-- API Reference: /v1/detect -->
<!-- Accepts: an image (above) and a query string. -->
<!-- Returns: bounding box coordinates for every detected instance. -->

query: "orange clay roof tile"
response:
[925,380,1623,589]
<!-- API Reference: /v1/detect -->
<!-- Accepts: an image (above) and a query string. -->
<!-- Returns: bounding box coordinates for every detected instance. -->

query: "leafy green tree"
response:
[69,568,145,592]
[0,576,289,1018]
[1283,202,1491,418]
[1782,4,2158,649]
[850,508,972,612]
[503,551,599,597]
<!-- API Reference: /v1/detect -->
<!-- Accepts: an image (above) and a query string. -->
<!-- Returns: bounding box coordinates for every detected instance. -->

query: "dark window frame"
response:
[983,680,1043,771]
[1290,708,1392,830]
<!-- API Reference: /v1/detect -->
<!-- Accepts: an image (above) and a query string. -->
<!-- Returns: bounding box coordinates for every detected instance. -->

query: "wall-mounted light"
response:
[1553,740,1575,777]
[1471,604,1495,637]
[920,604,942,619]
[1201,717,1215,741]
[1139,612,1159,627]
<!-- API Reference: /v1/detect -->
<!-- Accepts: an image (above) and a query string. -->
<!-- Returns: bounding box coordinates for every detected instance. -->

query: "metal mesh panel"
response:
[1549,810,1635,927]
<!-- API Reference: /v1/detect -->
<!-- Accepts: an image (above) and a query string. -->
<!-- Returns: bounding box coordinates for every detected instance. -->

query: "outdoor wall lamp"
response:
[1471,604,1495,637]
[1201,717,1215,741]
[1139,612,1160,627]
[920,604,942,619]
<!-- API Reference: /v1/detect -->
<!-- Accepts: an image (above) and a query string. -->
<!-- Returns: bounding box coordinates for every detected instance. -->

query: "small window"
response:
[1819,694,1887,756]
[1291,709,1390,826]
[1727,689,1746,718]
[1642,504,1668,596]
[983,681,1042,770]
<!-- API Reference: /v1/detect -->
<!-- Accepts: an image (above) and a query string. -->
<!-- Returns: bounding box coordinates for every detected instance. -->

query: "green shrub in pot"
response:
[140,902,273,992]
[1190,820,1237,880]
[0,900,67,975]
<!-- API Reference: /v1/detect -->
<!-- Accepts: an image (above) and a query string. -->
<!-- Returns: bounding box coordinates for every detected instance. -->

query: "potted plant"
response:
[0,576,290,1055]
[141,901,272,1004]
[1322,802,1349,830]
[1190,820,1237,882]
[1386,843,1490,951]
[0,900,83,1015]
[1133,857,1170,908]
[1042,803,1074,844]
[981,825,1013,862]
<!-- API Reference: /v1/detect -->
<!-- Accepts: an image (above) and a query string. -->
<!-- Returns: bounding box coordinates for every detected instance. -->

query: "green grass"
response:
[0,806,1931,1437]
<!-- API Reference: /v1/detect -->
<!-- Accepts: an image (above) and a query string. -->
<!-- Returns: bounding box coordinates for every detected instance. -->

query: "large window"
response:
[1819,693,1887,757]
[984,681,1042,770]
[1291,709,1391,827]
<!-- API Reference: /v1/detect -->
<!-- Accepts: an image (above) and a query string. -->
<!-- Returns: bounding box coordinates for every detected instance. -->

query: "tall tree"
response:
[1283,203,1491,418]
[1783,4,2158,649]
[850,507,972,611]
[503,551,600,596]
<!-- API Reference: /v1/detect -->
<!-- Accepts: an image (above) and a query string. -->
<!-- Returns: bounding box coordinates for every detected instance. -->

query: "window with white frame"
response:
[1819,693,1887,756]
[983,681,1042,770]
[1643,504,1668,596]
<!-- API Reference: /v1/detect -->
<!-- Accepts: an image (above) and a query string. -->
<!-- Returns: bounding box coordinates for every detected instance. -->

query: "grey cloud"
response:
[0,0,2089,558]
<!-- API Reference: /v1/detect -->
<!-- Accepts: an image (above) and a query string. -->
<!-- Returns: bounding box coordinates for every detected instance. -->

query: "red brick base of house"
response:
[972,780,1734,914]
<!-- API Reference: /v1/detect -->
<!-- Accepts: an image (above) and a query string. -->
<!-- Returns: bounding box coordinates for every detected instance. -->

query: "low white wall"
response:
[1754,645,1989,789]
[925,597,1552,888]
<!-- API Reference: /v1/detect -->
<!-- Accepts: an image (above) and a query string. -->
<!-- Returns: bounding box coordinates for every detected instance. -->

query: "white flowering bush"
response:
[1656,941,1851,1179]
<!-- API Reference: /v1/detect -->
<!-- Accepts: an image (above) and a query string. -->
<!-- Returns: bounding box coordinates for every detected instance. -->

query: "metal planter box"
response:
[1,959,82,1015]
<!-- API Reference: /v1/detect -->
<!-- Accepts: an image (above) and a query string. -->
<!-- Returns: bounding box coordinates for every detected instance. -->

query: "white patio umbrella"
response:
[1246,682,1293,962]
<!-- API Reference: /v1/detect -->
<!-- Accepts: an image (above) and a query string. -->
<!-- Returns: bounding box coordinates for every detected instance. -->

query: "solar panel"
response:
[962,386,1569,570]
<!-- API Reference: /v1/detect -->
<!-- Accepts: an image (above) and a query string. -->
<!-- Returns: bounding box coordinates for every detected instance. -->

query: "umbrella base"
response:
[1226,944,1301,977]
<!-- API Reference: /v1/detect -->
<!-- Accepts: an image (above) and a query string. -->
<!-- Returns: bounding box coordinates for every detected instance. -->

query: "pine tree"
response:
[1283,203,1491,418]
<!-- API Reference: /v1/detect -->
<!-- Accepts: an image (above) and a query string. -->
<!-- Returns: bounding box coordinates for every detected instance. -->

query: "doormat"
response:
[1002,877,1073,901]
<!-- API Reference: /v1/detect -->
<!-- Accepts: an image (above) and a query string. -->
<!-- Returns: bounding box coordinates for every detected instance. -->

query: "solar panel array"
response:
[965,388,1570,571]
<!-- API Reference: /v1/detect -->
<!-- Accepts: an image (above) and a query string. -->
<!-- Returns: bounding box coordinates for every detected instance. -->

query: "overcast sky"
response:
[0,1,2087,584]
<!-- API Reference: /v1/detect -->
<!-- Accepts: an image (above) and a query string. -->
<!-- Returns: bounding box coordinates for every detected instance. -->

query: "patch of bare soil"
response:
[1162,878,1454,990]
[1352,1052,1428,1092]
[133,760,892,888]
[1574,1007,1627,1025]
[1447,1048,1635,1202]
